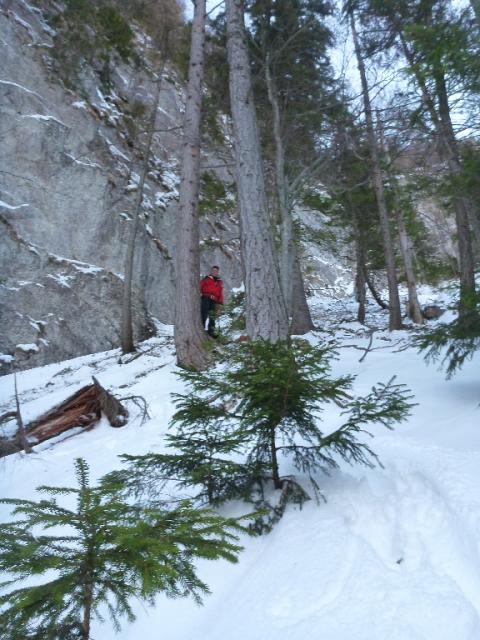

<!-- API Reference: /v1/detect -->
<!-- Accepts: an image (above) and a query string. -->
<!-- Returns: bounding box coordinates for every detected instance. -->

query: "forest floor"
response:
[1,283,479,640]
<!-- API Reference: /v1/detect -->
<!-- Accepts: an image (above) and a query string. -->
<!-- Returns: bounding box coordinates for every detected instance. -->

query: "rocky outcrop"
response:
[0,0,241,372]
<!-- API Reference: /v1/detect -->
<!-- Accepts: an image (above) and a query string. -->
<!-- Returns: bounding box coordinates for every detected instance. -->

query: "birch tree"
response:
[225,0,289,341]
[174,0,209,369]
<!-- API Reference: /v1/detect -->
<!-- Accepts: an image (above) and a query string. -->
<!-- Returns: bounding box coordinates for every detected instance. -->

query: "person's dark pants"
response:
[201,296,217,335]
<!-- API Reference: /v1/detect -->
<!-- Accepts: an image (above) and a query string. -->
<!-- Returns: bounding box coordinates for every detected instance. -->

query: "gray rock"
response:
[422,305,445,320]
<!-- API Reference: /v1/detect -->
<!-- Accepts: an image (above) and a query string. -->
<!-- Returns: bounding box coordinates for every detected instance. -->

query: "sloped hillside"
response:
[0,288,479,640]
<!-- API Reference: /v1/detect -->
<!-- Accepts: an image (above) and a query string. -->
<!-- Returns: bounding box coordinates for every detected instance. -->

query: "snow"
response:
[48,254,104,275]
[64,152,103,170]
[0,199,29,211]
[0,294,479,640]
[46,273,74,288]
[20,113,66,126]
[9,11,35,39]
[0,79,42,99]
[15,343,39,353]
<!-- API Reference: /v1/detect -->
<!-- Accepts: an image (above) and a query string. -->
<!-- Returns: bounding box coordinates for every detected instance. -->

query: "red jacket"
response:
[200,275,224,304]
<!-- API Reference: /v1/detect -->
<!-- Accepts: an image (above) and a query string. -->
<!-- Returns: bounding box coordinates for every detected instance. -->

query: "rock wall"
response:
[0,0,242,372]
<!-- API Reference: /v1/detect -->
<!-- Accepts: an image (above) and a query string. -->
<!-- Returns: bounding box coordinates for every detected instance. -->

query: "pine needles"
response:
[0,459,248,640]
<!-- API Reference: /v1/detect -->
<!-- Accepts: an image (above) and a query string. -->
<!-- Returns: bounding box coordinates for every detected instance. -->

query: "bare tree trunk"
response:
[14,374,32,454]
[264,56,294,316]
[225,0,289,341]
[397,30,477,316]
[365,269,389,310]
[290,245,315,334]
[355,245,367,324]
[434,70,477,314]
[351,207,367,324]
[350,12,402,330]
[121,68,165,354]
[394,204,423,324]
[376,112,423,325]
[174,0,208,369]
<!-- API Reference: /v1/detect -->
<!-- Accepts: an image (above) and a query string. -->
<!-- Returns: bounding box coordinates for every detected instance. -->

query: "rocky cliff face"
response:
[2,1,455,374]
[0,0,244,372]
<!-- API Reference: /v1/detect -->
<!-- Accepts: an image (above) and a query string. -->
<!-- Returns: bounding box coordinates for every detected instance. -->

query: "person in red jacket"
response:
[200,265,224,337]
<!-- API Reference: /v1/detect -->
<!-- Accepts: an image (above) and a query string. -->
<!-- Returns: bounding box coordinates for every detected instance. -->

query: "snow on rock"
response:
[48,254,104,275]
[15,342,39,353]
[20,113,67,127]
[46,273,75,288]
[0,199,29,211]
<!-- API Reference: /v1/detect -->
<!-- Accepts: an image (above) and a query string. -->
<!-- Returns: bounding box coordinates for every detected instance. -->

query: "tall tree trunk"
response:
[174,0,208,369]
[264,55,294,317]
[225,0,289,341]
[350,12,402,330]
[395,203,423,324]
[121,68,165,354]
[434,69,477,314]
[290,244,315,334]
[351,202,367,324]
[397,29,477,317]
[355,243,367,324]
[376,112,423,325]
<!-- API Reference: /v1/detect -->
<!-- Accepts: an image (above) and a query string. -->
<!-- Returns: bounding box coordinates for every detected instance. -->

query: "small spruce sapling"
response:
[0,459,247,640]
[104,418,264,506]
[164,340,414,522]
[101,366,264,510]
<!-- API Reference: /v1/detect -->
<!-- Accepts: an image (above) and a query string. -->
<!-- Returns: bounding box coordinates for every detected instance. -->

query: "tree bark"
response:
[353,216,367,324]
[14,374,32,454]
[365,269,389,310]
[121,69,165,354]
[174,0,209,369]
[350,11,403,330]
[290,244,315,334]
[264,55,295,316]
[270,424,281,489]
[225,0,289,341]
[396,28,477,316]
[433,69,477,313]
[376,112,423,325]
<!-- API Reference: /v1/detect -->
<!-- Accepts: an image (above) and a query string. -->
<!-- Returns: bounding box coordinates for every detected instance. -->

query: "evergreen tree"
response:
[161,340,414,525]
[104,420,264,507]
[414,292,480,377]
[249,0,337,325]
[354,0,479,318]
[0,459,246,640]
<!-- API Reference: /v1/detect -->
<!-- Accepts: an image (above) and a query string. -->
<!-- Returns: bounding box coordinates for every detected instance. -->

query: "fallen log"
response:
[0,378,129,458]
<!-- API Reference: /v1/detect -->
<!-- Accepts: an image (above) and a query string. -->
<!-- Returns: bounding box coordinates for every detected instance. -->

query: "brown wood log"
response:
[92,377,128,427]
[0,379,129,457]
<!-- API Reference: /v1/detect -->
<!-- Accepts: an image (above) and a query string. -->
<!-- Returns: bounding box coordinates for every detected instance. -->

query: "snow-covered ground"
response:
[0,291,479,640]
